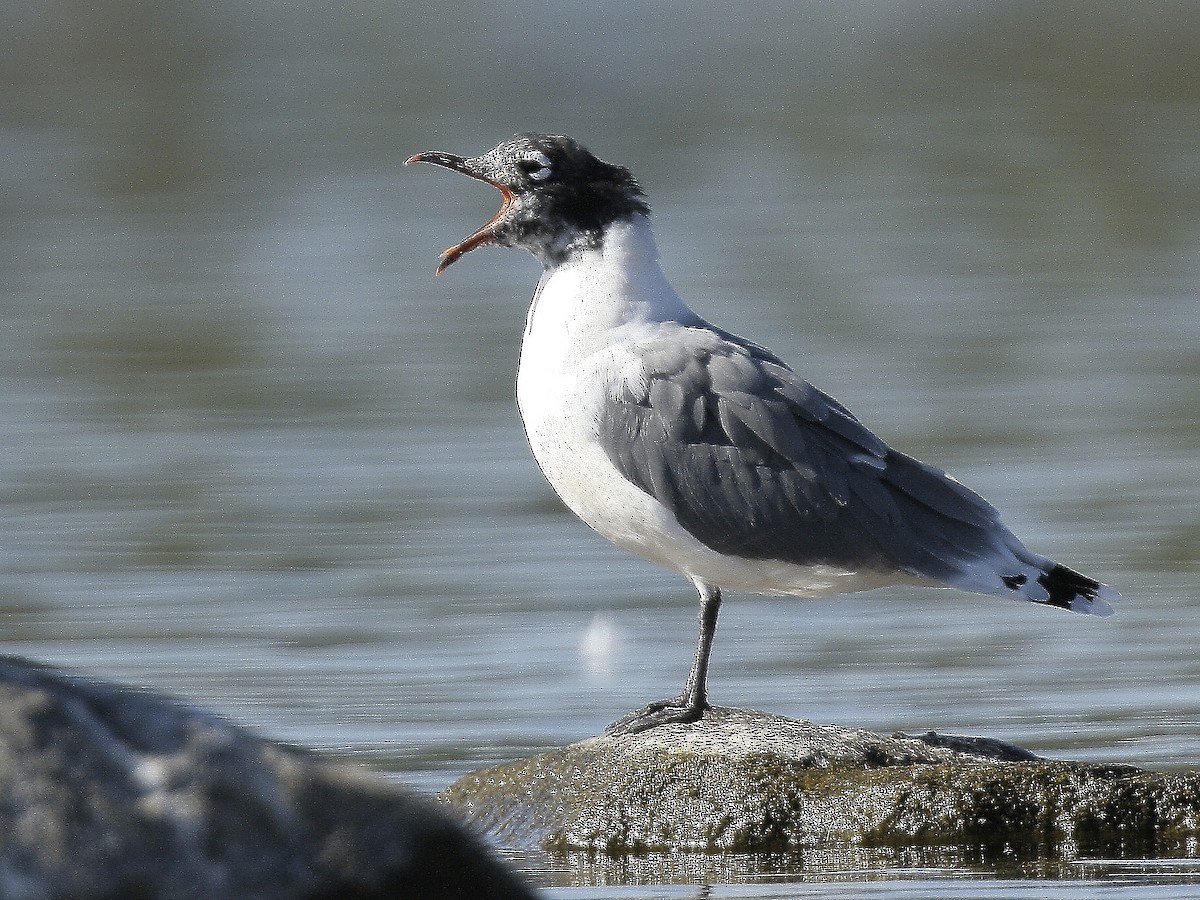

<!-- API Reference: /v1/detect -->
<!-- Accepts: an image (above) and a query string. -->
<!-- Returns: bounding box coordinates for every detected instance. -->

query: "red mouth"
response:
[406,152,514,275]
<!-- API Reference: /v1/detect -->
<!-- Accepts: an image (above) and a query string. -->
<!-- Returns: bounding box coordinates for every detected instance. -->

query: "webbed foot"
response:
[604,696,708,736]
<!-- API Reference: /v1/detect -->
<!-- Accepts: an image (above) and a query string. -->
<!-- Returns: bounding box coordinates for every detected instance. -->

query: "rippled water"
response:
[2,2,1199,895]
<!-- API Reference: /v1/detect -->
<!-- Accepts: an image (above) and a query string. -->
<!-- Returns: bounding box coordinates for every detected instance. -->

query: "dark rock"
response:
[0,656,537,900]
[441,705,1200,856]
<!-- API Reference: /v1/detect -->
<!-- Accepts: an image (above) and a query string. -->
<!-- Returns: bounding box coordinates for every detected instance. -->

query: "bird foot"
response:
[604,696,708,736]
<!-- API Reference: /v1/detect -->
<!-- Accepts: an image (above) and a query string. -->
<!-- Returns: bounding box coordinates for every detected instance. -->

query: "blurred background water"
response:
[2,0,1199,894]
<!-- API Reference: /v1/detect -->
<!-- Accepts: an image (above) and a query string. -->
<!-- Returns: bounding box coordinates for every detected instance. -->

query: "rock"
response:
[0,656,537,900]
[441,705,1200,856]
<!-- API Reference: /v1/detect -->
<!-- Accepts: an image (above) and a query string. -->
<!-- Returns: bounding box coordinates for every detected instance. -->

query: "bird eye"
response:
[519,152,553,181]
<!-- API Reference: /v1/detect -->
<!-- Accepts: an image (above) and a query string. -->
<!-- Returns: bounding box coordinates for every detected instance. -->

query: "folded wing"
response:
[600,323,1045,594]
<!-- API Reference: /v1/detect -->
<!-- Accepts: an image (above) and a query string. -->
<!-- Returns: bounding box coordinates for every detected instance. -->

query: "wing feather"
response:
[598,323,1015,579]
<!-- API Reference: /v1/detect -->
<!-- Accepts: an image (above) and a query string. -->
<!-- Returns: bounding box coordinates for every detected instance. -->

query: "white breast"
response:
[516,219,688,568]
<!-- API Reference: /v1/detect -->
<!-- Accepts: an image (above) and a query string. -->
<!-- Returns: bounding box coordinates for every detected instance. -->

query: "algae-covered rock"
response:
[441,706,1200,856]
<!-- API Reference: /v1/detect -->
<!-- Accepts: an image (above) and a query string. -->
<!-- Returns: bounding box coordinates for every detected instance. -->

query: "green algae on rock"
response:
[440,706,1200,856]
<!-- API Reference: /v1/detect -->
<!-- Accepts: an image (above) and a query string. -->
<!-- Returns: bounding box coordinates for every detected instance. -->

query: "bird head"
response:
[407,133,649,274]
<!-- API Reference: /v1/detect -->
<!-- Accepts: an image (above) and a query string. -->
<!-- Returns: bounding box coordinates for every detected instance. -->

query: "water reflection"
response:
[517,844,1200,890]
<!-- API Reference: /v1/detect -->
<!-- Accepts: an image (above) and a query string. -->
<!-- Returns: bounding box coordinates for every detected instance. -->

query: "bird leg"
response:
[605,582,721,736]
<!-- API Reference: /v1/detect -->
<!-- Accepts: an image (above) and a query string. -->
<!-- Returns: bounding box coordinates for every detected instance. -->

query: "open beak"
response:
[406,151,514,275]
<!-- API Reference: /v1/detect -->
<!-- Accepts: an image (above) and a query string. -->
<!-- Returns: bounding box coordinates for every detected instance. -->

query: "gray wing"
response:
[600,324,1017,583]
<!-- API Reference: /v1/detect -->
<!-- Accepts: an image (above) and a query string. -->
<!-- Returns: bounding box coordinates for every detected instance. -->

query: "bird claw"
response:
[604,697,708,736]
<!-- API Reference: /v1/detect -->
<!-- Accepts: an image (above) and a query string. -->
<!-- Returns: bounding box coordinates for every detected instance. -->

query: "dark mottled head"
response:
[407,133,649,274]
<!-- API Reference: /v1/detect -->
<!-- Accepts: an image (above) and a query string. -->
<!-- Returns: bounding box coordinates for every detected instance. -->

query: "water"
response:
[2,2,1199,896]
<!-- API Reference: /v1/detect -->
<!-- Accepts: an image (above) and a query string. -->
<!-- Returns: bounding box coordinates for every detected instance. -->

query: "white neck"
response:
[522,216,699,356]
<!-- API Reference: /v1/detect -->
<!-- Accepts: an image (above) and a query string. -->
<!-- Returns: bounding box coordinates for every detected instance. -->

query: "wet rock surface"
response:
[0,656,537,900]
[441,706,1200,856]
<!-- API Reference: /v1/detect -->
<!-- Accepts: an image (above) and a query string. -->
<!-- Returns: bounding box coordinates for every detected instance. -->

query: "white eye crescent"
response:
[523,150,553,181]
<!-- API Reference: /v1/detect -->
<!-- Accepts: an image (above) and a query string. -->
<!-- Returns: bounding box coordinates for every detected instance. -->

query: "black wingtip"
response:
[1038,563,1118,616]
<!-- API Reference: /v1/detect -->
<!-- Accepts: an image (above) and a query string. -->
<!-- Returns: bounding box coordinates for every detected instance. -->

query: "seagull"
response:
[407,133,1120,735]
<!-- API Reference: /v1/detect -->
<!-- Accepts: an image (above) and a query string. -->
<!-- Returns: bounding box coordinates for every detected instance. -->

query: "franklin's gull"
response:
[407,134,1120,735]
